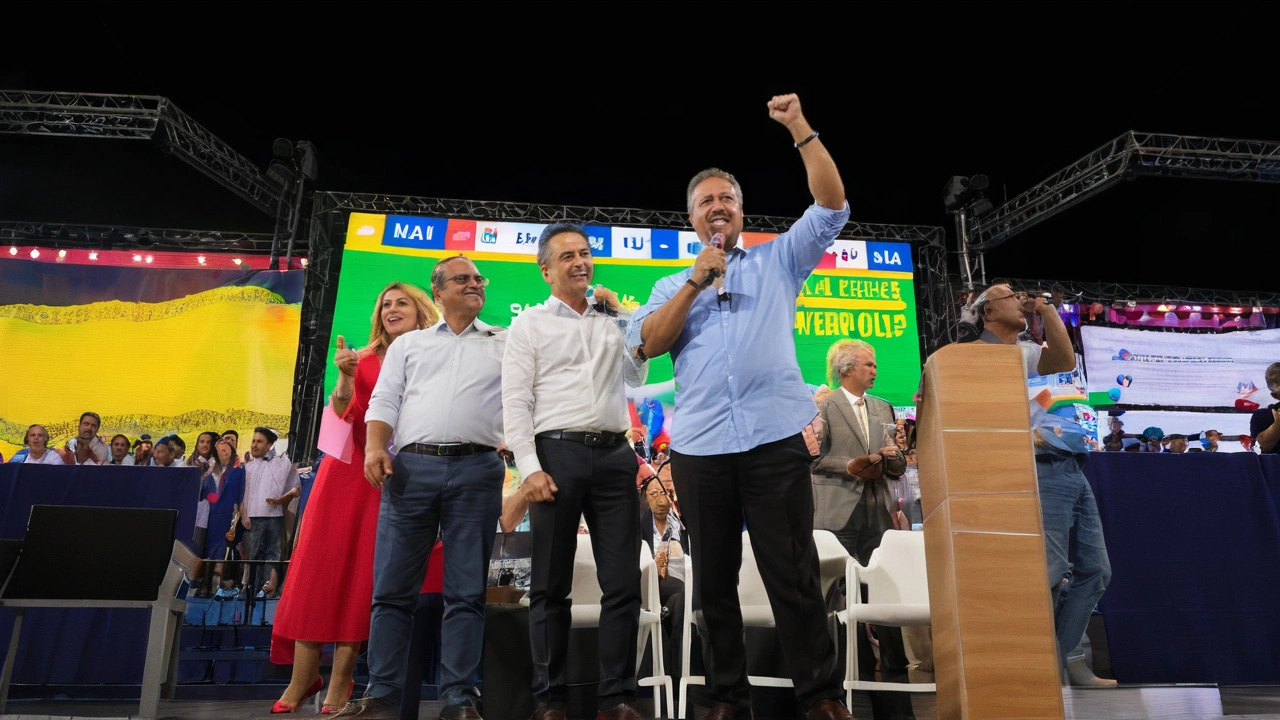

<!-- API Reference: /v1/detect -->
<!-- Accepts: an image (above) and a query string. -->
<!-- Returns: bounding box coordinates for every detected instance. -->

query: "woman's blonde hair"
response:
[365,281,439,356]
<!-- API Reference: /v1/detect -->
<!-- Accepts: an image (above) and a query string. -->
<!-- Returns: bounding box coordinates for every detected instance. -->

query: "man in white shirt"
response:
[240,427,300,599]
[335,256,506,720]
[66,412,110,465]
[502,223,648,720]
[106,434,136,465]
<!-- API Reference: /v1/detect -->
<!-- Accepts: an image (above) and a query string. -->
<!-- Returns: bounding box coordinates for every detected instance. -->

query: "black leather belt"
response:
[400,442,496,457]
[535,430,627,448]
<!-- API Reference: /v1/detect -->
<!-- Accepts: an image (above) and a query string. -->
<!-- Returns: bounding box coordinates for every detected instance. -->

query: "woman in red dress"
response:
[269,281,439,713]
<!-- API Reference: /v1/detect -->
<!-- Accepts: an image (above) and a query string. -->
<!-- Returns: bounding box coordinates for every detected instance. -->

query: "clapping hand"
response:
[590,285,621,312]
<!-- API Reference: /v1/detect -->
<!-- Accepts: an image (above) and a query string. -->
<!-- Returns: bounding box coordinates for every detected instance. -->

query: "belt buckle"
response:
[583,432,603,447]
[435,444,453,457]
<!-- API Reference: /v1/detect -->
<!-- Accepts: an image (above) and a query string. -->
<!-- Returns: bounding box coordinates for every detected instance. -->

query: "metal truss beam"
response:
[970,131,1280,251]
[317,192,947,246]
[916,244,957,357]
[1002,277,1279,308]
[0,220,278,254]
[287,196,344,466]
[0,90,284,217]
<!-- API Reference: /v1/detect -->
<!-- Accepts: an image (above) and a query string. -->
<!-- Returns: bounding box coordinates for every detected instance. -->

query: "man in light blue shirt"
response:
[628,93,855,720]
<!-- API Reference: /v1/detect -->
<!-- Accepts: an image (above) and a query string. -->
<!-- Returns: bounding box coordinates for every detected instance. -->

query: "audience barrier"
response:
[0,464,198,686]
[1087,452,1280,685]
[5,456,1280,690]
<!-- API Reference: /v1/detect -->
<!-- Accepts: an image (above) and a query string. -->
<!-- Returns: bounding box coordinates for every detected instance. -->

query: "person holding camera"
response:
[962,283,1112,678]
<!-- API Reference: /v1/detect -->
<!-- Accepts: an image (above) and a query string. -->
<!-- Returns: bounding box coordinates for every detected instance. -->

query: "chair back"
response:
[813,529,851,598]
[2,505,177,601]
[862,530,929,606]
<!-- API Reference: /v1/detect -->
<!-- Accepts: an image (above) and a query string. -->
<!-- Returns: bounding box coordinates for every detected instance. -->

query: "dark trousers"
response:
[836,483,915,720]
[528,437,641,710]
[671,434,839,717]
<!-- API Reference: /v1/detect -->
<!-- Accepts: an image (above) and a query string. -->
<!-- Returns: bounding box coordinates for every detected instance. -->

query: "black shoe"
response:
[441,703,484,720]
[328,695,398,719]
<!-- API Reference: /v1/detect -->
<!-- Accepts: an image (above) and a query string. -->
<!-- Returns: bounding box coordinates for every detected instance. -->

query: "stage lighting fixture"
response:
[273,138,294,158]
[8,246,16,256]
[144,255,153,264]
[29,249,40,259]
[197,256,207,265]
[88,252,98,261]
[233,258,243,266]
[943,174,992,214]
[295,140,319,182]
[300,257,309,268]
[132,254,142,262]
[57,249,67,259]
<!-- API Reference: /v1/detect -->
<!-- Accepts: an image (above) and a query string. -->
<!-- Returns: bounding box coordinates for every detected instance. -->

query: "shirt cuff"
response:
[364,408,397,428]
[515,452,543,480]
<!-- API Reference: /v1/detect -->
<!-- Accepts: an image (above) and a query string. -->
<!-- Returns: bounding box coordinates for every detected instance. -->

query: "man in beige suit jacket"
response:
[811,339,916,720]
[812,340,906,556]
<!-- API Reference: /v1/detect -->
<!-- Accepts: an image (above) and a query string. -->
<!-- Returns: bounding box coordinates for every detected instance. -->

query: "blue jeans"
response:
[1036,451,1112,668]
[364,450,503,708]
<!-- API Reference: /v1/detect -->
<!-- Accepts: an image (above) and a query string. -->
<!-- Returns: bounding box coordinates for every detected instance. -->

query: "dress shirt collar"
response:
[840,386,867,406]
[430,317,498,337]
[545,294,607,319]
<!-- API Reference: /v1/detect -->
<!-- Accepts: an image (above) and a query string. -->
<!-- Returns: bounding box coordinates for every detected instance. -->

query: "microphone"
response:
[707,233,725,281]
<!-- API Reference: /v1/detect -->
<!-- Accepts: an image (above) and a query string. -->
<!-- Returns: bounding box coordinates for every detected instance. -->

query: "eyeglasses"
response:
[446,273,489,287]
[986,291,1027,303]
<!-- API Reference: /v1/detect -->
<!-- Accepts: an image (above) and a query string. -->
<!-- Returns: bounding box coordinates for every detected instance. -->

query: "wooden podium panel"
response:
[918,343,1064,720]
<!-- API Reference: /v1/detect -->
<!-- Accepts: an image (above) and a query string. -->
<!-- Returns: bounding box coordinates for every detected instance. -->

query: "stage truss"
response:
[284,192,950,462]
[1002,277,1279,310]
[969,131,1280,252]
[0,221,277,254]
[0,90,285,218]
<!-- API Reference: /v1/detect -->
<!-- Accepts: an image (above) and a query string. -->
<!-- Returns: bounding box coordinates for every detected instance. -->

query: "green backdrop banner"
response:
[327,212,921,421]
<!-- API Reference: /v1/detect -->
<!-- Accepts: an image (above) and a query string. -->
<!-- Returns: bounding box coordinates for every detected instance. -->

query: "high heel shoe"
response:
[320,679,355,715]
[271,676,323,713]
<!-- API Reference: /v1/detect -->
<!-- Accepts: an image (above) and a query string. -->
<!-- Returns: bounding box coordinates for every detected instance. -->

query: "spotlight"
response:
[145,255,154,264]
[197,256,206,265]
[232,258,243,266]
[57,249,67,259]
[132,254,142,262]
[300,257,309,268]
[88,251,98,261]
[30,249,40,259]
[9,246,17,256]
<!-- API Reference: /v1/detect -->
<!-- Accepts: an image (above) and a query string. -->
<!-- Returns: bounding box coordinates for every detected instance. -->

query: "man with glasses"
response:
[335,255,506,720]
[967,282,1113,686]
[503,222,648,720]
[629,93,855,720]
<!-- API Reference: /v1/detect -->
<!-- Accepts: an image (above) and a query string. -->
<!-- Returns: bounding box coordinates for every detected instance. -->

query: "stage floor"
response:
[3,687,1280,720]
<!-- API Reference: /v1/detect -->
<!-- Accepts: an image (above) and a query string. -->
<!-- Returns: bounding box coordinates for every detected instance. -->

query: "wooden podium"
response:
[917,343,1064,720]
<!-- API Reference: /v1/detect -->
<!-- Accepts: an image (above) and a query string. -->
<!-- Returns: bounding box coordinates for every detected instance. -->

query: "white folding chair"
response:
[678,530,850,718]
[840,529,934,708]
[568,533,674,717]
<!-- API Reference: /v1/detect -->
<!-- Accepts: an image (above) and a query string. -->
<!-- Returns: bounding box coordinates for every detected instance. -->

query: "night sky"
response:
[4,5,1274,295]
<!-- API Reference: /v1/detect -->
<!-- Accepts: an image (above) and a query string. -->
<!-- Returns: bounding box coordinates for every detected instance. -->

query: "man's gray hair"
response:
[827,339,875,386]
[430,254,472,292]
[536,222,589,268]
[686,168,744,214]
